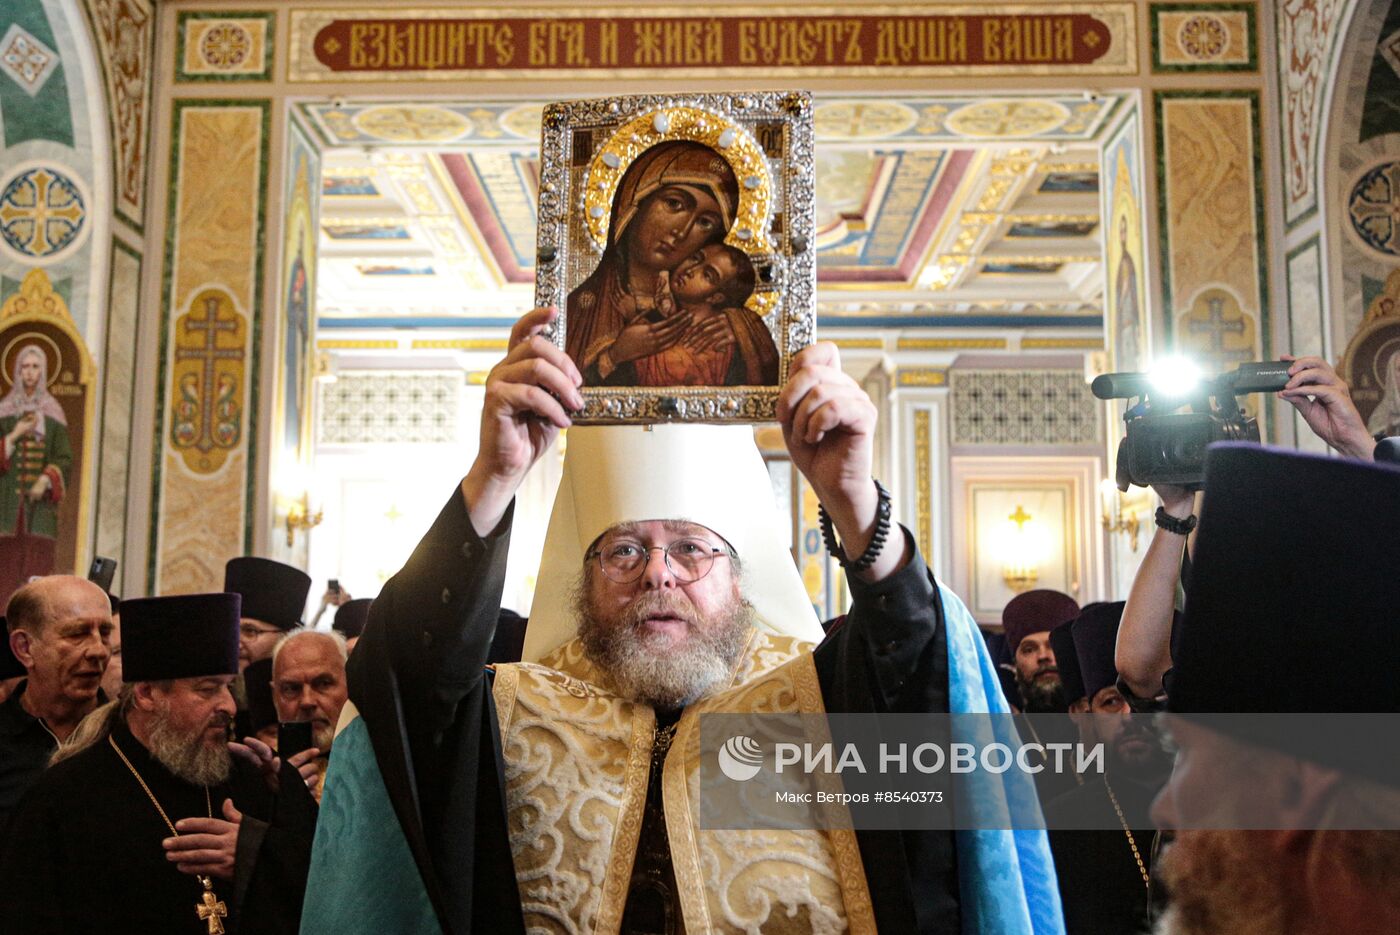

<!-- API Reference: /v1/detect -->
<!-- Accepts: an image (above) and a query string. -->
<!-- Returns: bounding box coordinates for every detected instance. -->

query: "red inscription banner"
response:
[310,14,1115,73]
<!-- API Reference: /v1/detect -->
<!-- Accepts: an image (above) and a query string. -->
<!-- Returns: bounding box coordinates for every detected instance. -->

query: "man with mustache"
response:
[271,629,348,801]
[1002,588,1080,714]
[303,307,1063,935]
[226,557,312,674]
[1047,601,1173,935]
[0,575,111,833]
[0,592,320,934]
[1003,588,1081,805]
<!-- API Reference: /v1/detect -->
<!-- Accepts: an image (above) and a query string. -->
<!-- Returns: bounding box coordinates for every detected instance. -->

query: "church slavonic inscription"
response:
[290,7,1136,81]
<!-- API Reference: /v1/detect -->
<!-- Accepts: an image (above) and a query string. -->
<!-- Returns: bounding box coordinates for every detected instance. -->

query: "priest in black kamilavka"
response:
[0,592,319,935]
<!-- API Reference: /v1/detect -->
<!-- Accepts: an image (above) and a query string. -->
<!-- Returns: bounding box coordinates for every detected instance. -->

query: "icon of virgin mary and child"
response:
[565,140,781,389]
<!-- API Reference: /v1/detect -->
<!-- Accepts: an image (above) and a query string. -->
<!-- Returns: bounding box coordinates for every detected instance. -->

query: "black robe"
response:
[346,488,962,934]
[1046,774,1163,935]
[0,721,316,934]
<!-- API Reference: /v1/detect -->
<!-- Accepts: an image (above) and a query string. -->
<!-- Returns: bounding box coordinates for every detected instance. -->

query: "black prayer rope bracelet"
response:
[818,479,893,573]
[1154,506,1197,536]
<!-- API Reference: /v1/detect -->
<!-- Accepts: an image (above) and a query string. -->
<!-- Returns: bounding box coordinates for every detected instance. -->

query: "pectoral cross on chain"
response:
[196,878,227,935]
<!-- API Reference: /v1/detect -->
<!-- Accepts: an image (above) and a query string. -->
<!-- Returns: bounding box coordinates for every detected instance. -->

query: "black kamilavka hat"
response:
[1168,444,1400,783]
[224,557,311,631]
[1001,589,1080,653]
[1048,621,1085,704]
[121,593,241,682]
[1070,601,1126,702]
[332,598,372,639]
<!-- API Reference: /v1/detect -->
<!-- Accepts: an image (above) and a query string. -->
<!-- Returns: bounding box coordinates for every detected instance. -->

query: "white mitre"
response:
[522,423,824,663]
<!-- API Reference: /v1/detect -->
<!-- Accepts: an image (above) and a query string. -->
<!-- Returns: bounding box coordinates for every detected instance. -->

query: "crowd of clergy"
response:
[0,320,1396,935]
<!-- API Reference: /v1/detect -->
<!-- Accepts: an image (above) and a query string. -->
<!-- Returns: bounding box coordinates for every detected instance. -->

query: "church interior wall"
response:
[10,2,1351,626]
[0,0,118,592]
[1320,0,1400,441]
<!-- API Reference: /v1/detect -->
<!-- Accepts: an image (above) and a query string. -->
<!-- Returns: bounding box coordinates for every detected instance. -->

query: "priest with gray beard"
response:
[0,593,321,935]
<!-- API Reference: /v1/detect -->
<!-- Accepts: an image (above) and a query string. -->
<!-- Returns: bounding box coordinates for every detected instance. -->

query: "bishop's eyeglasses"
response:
[587,537,730,584]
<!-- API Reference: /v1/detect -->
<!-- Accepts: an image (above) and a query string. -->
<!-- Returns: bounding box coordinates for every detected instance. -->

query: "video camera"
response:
[1092,360,1291,491]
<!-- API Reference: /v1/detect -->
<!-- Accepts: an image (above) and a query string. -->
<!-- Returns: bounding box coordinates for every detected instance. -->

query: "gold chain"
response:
[109,735,214,882]
[1104,777,1150,889]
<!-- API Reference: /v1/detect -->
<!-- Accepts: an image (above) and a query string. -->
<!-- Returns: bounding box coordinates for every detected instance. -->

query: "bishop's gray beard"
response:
[576,585,754,709]
[147,701,232,787]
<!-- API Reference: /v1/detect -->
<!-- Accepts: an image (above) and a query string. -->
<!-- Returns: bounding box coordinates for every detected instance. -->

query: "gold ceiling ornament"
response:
[812,100,918,140]
[351,105,471,143]
[583,106,774,255]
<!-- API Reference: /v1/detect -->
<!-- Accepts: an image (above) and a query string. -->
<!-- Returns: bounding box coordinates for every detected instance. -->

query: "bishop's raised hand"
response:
[462,307,584,535]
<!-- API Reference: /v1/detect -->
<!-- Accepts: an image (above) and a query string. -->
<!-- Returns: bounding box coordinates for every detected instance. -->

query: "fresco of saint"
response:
[1367,346,1400,437]
[565,139,779,389]
[1113,214,1142,373]
[0,345,72,602]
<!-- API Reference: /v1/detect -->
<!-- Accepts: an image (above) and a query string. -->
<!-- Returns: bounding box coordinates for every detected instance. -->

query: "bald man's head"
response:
[7,576,110,639]
[6,576,113,707]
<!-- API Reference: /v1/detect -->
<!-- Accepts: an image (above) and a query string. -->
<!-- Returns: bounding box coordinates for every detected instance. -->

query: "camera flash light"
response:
[1148,357,1203,398]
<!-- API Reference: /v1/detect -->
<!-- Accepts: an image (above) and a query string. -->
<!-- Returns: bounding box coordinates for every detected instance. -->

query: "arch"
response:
[1318,0,1400,358]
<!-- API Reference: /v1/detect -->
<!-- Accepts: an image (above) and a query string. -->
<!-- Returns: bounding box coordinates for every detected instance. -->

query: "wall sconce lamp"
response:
[285,492,323,547]
[312,351,338,385]
[999,504,1048,593]
[1099,479,1145,551]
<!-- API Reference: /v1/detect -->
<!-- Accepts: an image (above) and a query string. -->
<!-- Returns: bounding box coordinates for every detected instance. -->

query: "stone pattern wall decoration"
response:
[1151,3,1257,72]
[318,371,461,445]
[175,11,273,82]
[151,101,268,594]
[1277,0,1350,227]
[80,0,154,230]
[1156,93,1269,414]
[0,163,89,262]
[949,370,1100,445]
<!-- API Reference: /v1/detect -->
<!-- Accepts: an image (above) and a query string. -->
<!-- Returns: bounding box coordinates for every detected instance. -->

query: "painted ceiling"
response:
[310,93,1121,324]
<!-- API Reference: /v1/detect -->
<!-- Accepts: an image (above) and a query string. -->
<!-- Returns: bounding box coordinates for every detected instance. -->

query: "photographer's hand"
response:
[1279,355,1376,461]
[1152,483,1194,519]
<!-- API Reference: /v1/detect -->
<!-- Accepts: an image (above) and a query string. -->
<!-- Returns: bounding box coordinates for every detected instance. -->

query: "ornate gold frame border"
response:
[535,91,816,425]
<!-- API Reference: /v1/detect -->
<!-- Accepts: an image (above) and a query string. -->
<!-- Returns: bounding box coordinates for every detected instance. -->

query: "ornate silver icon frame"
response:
[534,91,816,424]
